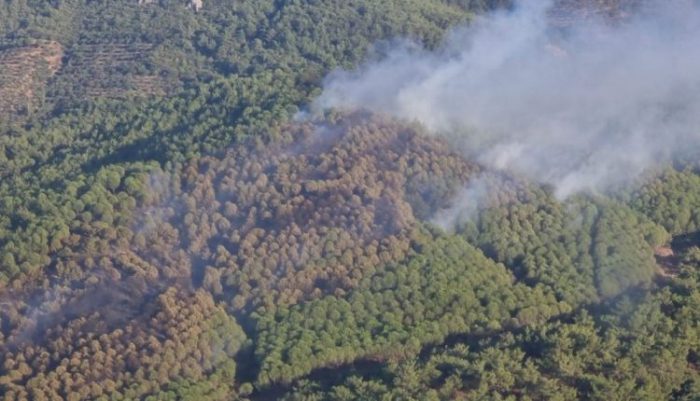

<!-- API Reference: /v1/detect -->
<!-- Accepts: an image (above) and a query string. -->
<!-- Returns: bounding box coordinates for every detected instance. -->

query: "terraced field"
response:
[48,41,170,102]
[0,41,63,118]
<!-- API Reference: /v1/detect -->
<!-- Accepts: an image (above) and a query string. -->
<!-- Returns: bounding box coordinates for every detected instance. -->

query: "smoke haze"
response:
[314,0,700,198]
[430,174,491,231]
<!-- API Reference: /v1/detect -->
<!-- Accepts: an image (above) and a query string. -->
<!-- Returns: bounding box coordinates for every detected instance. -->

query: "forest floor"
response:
[656,232,700,278]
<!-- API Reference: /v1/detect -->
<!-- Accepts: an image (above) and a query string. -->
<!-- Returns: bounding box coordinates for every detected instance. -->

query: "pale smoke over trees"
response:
[430,174,491,231]
[314,0,700,199]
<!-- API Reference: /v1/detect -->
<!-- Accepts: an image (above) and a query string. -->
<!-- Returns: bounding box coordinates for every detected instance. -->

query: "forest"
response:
[1,0,700,400]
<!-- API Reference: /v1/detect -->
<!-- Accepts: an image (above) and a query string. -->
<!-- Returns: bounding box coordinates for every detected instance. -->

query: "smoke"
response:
[313,0,700,199]
[430,175,490,231]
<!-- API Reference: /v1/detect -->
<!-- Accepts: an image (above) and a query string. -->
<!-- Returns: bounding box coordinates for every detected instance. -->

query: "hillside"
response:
[2,1,700,400]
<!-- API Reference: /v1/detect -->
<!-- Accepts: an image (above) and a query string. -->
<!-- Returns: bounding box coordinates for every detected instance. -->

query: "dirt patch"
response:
[0,40,64,117]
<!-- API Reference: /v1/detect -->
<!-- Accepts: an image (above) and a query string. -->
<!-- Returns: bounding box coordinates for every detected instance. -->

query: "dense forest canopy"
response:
[1,0,700,400]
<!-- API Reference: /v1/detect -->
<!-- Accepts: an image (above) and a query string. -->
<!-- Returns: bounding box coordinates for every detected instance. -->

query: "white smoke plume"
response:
[430,175,491,231]
[314,0,700,198]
